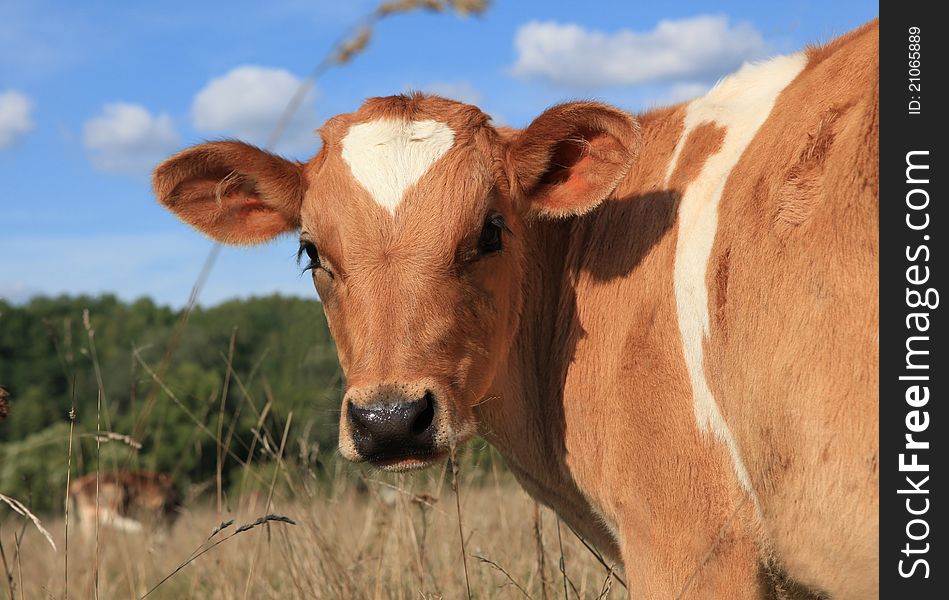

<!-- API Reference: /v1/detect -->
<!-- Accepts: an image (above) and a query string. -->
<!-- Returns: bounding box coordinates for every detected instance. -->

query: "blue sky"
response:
[0,0,877,307]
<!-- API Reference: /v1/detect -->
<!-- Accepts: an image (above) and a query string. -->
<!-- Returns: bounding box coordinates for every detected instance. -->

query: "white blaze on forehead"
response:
[341,118,456,214]
[667,53,807,494]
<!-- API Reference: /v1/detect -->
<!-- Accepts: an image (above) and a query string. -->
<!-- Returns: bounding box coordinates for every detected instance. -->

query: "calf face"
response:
[154,94,639,470]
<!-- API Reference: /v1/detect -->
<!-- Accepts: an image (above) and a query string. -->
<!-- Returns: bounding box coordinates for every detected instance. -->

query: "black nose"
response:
[347,390,437,461]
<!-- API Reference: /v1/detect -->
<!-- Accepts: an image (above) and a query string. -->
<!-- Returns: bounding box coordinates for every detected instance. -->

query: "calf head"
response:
[154,94,638,470]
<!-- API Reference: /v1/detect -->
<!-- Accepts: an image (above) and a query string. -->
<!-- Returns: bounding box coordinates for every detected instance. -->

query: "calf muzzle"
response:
[347,390,437,462]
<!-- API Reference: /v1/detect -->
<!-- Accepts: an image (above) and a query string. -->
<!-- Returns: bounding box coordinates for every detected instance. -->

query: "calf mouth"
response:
[369,448,449,472]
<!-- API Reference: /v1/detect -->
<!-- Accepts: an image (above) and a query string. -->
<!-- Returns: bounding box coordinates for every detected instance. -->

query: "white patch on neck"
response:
[340,119,456,214]
[666,53,807,495]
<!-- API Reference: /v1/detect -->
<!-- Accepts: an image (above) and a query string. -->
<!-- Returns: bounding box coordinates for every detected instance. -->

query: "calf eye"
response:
[478,213,510,255]
[297,241,333,278]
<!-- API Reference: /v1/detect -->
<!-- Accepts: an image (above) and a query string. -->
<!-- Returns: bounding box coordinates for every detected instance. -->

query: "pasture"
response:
[0,295,616,598]
[4,454,616,598]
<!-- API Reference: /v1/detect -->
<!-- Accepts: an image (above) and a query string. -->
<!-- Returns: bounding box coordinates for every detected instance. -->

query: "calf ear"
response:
[153,141,306,245]
[506,102,640,218]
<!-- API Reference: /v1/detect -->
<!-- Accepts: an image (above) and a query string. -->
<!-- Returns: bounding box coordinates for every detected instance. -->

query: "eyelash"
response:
[477,212,511,256]
[297,242,334,278]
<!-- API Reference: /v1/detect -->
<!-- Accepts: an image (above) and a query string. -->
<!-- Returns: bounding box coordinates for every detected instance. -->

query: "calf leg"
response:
[102,512,144,534]
[620,500,764,599]
[603,438,765,599]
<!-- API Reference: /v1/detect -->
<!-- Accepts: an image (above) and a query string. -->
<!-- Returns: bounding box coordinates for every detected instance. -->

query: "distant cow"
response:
[154,20,878,599]
[69,471,180,535]
[0,386,9,421]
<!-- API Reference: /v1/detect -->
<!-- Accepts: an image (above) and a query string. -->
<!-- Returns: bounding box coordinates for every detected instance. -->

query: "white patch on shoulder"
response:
[341,119,456,214]
[667,53,807,494]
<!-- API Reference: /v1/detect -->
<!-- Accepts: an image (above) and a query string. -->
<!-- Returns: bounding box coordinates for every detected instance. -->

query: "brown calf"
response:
[69,471,180,536]
[154,20,878,599]
[0,386,9,421]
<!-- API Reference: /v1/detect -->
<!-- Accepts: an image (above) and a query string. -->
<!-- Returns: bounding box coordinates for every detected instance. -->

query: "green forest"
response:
[0,294,345,513]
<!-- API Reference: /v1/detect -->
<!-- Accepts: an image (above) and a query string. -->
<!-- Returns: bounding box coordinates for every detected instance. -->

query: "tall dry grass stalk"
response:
[36,317,80,599]
[556,517,570,599]
[473,553,532,598]
[216,328,238,515]
[0,521,14,600]
[83,310,103,600]
[139,514,296,599]
[240,414,293,600]
[0,496,55,551]
[62,374,77,600]
[534,501,549,600]
[565,523,626,591]
[93,390,102,600]
[82,432,142,450]
[6,462,619,598]
[449,452,472,600]
[0,490,56,599]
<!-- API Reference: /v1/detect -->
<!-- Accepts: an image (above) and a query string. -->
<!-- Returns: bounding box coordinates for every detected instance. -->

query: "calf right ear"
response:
[153,141,306,245]
[505,102,639,219]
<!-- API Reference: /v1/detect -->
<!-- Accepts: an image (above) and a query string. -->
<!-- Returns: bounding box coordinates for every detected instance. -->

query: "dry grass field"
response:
[2,464,620,599]
[0,299,622,599]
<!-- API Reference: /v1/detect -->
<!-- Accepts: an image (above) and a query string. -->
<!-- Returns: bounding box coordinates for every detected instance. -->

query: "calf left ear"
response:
[153,141,306,245]
[505,102,640,218]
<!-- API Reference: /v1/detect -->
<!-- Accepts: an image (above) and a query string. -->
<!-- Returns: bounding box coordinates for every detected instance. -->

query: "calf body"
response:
[69,471,180,536]
[155,20,878,598]
[483,23,878,598]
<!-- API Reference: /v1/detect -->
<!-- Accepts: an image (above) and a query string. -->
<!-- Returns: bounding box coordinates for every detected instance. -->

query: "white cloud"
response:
[191,65,319,155]
[420,81,482,106]
[83,103,180,174]
[0,90,34,148]
[510,15,767,88]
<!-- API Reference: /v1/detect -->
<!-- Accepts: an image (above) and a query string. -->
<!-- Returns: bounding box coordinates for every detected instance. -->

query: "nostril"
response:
[347,403,369,432]
[410,390,436,436]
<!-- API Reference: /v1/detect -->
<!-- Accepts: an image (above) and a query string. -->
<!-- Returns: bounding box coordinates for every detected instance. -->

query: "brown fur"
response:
[668,122,727,190]
[0,386,9,421]
[153,20,879,599]
[504,101,641,217]
[153,141,307,245]
[705,20,879,598]
[69,471,180,536]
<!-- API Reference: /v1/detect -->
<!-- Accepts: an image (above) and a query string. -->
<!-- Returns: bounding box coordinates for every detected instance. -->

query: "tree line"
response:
[0,294,343,512]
